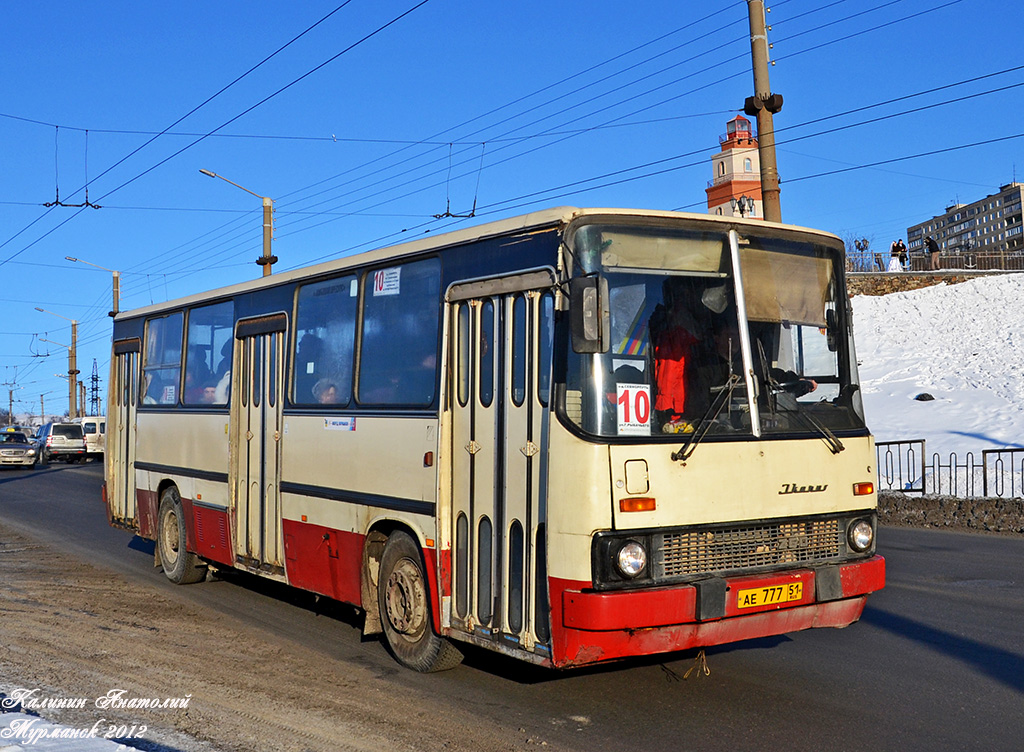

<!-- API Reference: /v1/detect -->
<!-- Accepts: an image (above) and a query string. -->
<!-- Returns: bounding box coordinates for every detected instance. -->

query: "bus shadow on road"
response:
[862,606,1024,692]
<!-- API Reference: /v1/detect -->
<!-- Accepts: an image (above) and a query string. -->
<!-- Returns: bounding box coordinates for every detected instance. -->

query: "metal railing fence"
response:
[875,440,1024,498]
[846,251,1024,273]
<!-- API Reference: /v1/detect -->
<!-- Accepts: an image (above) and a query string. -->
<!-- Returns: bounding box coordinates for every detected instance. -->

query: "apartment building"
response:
[907,182,1024,255]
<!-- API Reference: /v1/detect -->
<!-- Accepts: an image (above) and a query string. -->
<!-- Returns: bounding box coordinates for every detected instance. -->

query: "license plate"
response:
[736,582,803,609]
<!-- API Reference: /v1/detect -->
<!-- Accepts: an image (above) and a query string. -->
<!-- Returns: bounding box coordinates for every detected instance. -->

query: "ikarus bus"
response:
[104,207,884,672]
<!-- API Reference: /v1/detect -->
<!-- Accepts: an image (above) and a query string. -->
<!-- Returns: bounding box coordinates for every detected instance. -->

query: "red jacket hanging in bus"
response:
[651,307,700,417]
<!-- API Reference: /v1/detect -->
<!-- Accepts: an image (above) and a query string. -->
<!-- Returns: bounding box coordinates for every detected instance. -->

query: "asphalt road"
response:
[1,463,1022,751]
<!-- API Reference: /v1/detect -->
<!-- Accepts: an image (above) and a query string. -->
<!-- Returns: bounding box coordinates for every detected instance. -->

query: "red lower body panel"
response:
[549,556,885,668]
[282,520,363,606]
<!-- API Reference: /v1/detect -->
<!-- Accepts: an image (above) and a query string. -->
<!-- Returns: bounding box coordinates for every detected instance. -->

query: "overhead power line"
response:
[0,2,361,266]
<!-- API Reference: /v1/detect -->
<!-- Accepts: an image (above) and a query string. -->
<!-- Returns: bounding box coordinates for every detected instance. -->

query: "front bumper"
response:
[0,455,35,467]
[550,555,885,667]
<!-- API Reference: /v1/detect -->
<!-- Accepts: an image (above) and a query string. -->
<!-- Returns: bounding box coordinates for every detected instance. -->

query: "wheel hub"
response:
[384,559,426,636]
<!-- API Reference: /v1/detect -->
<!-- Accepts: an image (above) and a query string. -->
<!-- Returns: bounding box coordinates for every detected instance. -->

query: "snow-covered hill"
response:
[853,274,1024,457]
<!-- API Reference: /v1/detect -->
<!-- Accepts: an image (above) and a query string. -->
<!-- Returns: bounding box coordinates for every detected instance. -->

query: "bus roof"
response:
[115,207,840,320]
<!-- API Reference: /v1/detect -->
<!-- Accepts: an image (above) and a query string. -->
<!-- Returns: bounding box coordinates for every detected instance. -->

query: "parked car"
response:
[0,431,37,469]
[34,422,87,464]
[3,424,36,436]
[74,416,106,460]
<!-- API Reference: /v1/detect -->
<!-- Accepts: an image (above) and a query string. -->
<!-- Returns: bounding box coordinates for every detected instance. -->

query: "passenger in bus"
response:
[184,349,215,404]
[143,372,169,404]
[214,370,231,404]
[312,379,339,404]
[213,340,233,381]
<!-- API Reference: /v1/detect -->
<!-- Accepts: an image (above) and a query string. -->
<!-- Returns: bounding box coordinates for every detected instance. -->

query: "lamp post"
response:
[35,307,79,418]
[39,391,53,426]
[199,169,277,276]
[65,256,120,316]
[731,195,756,218]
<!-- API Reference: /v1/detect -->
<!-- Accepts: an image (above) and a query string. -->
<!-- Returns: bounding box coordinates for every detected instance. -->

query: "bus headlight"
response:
[848,519,874,552]
[616,540,647,578]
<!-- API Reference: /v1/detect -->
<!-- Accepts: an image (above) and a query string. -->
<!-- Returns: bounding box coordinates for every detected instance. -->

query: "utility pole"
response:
[79,382,86,418]
[35,308,79,418]
[744,1,783,222]
[70,320,79,417]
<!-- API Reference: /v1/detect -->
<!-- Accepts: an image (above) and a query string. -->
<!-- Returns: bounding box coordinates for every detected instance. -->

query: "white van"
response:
[75,416,106,460]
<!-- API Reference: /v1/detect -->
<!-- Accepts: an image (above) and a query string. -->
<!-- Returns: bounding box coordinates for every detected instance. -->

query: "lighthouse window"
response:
[744,158,752,172]
[718,162,725,177]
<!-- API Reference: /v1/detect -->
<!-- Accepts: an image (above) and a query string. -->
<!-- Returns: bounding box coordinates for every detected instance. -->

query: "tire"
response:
[157,486,206,585]
[377,531,463,672]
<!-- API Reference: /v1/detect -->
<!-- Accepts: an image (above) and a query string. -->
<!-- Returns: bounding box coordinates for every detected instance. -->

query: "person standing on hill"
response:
[888,240,902,272]
[926,236,941,271]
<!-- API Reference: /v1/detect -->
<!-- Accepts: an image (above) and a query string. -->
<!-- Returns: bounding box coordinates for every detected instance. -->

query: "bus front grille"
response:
[655,518,842,578]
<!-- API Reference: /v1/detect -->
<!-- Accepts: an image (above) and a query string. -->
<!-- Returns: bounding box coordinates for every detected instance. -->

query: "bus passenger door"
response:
[230,315,286,576]
[108,340,140,524]
[449,284,554,656]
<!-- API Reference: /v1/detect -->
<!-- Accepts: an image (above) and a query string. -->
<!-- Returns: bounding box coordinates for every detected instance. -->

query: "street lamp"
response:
[35,307,79,418]
[731,195,756,218]
[65,256,120,316]
[39,391,54,425]
[199,169,277,276]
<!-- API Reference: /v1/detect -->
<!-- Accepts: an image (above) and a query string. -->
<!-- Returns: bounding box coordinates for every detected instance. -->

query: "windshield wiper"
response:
[757,343,844,454]
[671,374,740,462]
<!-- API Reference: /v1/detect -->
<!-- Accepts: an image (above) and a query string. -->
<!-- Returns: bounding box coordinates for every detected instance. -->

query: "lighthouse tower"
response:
[705,115,763,219]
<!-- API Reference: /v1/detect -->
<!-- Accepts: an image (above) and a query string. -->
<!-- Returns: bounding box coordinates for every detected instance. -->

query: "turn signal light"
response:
[853,482,875,496]
[619,497,656,513]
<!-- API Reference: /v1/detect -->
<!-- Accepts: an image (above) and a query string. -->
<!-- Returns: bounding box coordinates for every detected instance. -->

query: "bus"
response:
[104,207,885,672]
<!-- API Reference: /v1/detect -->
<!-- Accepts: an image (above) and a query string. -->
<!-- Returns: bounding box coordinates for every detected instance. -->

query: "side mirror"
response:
[825,308,838,352]
[569,276,610,353]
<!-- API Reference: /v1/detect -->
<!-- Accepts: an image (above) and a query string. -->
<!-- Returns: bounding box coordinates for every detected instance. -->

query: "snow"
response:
[853,273,1024,457]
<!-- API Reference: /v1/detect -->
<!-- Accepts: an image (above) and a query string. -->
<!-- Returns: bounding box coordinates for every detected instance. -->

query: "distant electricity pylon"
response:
[89,359,101,416]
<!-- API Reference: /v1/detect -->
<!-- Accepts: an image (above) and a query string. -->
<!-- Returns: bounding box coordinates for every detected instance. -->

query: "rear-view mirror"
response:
[569,276,610,353]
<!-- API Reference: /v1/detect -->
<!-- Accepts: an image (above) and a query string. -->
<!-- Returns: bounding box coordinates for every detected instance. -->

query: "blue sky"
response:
[2,0,1021,418]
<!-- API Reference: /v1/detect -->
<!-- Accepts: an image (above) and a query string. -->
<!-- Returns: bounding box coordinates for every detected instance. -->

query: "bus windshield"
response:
[563,222,866,440]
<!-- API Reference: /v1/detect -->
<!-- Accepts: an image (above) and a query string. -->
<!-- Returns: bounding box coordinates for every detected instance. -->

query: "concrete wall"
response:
[846,271,1014,297]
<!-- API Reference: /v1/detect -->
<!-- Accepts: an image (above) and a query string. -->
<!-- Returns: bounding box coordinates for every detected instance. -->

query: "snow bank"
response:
[853,274,1024,458]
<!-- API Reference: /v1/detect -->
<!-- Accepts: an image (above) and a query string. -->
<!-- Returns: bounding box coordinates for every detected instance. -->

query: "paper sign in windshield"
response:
[372,267,401,296]
[616,384,651,436]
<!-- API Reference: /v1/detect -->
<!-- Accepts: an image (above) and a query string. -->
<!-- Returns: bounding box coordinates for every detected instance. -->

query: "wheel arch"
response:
[360,518,440,638]
[153,479,197,565]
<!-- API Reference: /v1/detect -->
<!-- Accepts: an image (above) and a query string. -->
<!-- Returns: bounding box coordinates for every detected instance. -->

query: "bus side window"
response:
[142,312,184,406]
[357,258,441,406]
[184,301,233,406]
[538,293,553,407]
[293,276,358,406]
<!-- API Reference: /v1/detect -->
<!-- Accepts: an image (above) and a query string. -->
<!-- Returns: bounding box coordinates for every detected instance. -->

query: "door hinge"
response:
[521,441,539,457]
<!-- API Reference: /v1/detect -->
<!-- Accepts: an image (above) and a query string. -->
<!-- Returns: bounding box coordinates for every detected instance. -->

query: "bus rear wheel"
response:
[157,487,206,585]
[378,531,462,672]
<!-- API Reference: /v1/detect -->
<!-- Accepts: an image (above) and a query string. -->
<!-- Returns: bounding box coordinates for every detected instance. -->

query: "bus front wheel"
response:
[157,487,206,585]
[377,531,463,672]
